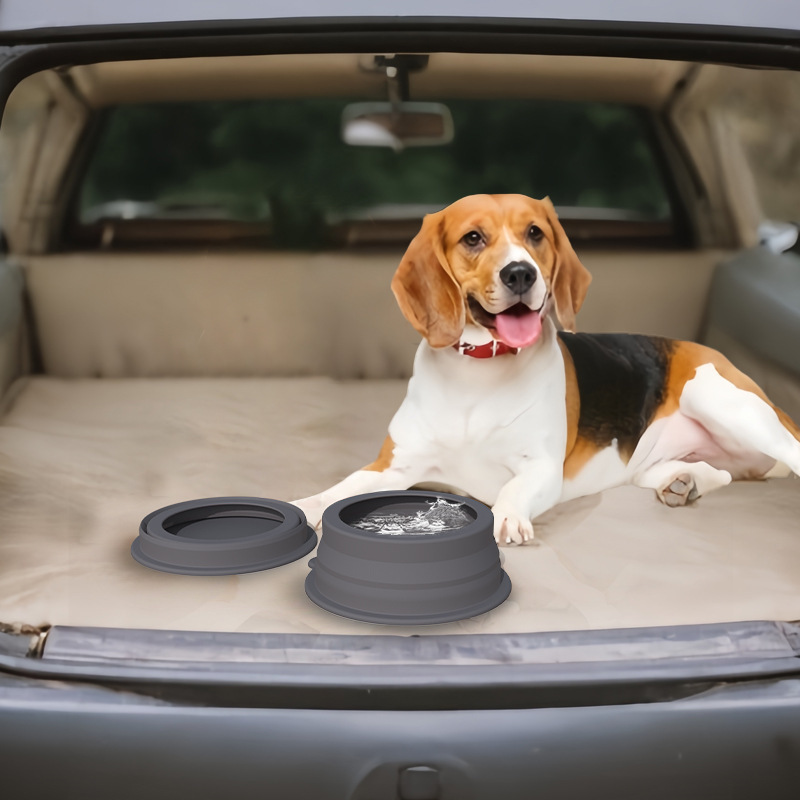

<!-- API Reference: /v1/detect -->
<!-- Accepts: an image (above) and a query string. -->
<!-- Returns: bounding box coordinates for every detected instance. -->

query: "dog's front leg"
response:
[492,460,563,546]
[292,461,421,531]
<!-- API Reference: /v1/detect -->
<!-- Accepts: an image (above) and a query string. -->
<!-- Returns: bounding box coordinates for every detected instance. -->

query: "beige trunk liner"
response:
[0,376,798,635]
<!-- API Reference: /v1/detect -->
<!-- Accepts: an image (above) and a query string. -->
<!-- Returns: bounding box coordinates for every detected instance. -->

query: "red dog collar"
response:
[453,340,519,358]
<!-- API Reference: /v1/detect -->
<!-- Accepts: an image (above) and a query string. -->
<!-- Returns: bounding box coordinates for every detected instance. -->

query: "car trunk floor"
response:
[0,376,798,635]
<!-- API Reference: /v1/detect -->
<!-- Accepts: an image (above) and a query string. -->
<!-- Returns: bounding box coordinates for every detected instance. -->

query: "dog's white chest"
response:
[388,330,567,504]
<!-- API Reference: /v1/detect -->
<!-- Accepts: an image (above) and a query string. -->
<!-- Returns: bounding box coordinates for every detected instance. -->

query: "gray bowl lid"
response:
[131,496,317,576]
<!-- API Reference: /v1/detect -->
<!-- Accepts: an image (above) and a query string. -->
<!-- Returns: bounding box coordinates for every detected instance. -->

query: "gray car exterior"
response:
[1,3,800,799]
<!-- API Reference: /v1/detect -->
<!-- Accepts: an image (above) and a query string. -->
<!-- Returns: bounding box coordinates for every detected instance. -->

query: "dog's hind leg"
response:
[678,364,800,478]
[633,459,732,506]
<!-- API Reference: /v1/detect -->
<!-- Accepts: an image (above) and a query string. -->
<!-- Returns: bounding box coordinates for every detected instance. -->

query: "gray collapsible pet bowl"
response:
[305,490,510,624]
[131,497,317,576]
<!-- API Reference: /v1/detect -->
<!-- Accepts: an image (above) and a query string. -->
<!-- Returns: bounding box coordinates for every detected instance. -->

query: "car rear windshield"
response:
[72,98,674,249]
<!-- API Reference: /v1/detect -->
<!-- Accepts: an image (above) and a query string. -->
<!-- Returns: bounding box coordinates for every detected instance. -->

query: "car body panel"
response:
[1,0,800,35]
[3,682,800,799]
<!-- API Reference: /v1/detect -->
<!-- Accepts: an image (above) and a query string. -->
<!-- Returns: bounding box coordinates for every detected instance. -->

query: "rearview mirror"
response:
[342,102,454,151]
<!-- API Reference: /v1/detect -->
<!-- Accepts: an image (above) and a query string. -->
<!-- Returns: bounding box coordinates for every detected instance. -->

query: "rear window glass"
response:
[76,98,672,247]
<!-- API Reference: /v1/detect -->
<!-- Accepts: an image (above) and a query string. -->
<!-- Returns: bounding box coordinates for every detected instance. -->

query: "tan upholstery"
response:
[24,252,421,379]
[2,249,798,633]
[23,249,723,380]
[1,376,798,634]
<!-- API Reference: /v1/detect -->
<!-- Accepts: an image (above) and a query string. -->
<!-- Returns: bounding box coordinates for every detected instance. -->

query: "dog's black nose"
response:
[499,262,537,295]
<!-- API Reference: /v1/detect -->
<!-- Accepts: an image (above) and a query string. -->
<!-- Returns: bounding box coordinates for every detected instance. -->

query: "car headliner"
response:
[65,54,691,107]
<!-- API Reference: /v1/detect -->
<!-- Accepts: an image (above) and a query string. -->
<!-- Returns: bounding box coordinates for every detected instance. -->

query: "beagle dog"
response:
[296,193,800,545]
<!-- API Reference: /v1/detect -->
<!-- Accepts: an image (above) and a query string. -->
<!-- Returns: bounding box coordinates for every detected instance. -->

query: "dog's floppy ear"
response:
[542,197,592,332]
[391,211,465,348]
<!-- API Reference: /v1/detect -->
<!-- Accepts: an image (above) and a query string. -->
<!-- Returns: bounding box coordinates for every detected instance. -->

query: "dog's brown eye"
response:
[528,225,544,243]
[462,230,484,248]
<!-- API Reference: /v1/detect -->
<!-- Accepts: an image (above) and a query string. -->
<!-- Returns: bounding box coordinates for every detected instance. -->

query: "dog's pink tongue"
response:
[495,309,542,348]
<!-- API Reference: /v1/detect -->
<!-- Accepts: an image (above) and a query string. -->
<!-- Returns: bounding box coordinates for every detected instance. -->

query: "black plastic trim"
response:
[0,620,797,711]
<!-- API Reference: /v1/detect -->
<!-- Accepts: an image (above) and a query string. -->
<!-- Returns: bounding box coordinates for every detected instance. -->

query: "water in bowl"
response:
[352,498,473,535]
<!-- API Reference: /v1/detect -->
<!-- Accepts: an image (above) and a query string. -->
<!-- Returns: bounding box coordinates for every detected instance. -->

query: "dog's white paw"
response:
[656,473,700,508]
[291,496,327,532]
[492,510,535,546]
